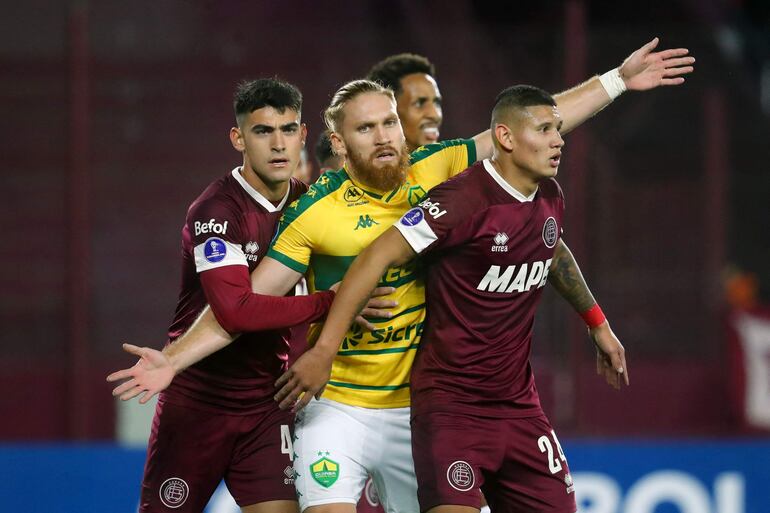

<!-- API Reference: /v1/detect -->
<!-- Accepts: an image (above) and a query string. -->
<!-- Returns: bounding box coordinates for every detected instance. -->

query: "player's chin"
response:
[262,165,294,182]
[537,167,559,179]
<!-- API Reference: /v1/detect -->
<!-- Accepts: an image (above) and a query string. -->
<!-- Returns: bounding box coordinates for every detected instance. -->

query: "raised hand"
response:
[619,37,695,90]
[106,343,175,404]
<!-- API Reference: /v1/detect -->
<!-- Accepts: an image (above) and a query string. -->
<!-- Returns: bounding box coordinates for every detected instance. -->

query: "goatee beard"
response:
[348,147,410,191]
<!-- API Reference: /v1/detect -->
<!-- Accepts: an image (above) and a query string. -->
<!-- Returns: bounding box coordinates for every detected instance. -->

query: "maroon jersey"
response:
[162,167,308,413]
[394,159,565,418]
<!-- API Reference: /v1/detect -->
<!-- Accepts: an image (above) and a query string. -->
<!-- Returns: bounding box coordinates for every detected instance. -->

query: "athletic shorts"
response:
[293,398,417,513]
[138,398,296,512]
[411,411,576,513]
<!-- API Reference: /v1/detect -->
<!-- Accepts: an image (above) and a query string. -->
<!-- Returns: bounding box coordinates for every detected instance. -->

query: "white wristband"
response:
[599,67,627,100]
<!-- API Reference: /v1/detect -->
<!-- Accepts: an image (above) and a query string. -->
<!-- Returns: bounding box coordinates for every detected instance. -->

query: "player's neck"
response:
[489,158,538,197]
[345,166,391,194]
[239,166,289,202]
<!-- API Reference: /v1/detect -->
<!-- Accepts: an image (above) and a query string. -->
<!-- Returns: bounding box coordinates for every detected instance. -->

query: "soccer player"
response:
[112,37,691,513]
[295,84,627,513]
[106,78,388,513]
[367,38,694,153]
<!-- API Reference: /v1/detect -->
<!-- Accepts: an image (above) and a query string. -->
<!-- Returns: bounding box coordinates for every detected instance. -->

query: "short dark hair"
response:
[233,78,302,124]
[315,131,335,168]
[367,54,436,96]
[491,85,556,126]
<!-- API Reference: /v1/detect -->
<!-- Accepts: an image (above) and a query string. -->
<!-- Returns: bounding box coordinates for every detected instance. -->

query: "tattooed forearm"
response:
[548,239,597,313]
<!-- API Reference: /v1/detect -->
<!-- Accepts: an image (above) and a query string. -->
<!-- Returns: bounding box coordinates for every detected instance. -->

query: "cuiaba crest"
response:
[310,453,339,488]
[408,185,427,206]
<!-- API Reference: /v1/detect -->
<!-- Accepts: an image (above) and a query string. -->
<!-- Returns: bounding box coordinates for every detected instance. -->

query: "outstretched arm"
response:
[274,227,416,411]
[555,36,694,134]
[107,259,322,403]
[548,239,629,389]
[472,37,695,160]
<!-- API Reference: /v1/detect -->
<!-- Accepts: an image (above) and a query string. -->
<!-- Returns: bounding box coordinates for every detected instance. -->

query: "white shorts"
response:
[293,398,417,513]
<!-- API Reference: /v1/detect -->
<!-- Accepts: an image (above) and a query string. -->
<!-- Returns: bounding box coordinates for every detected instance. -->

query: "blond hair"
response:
[324,79,395,132]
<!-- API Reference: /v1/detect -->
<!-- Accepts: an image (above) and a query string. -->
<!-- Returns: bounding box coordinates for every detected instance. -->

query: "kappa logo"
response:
[344,185,365,203]
[244,241,259,262]
[194,218,228,236]
[542,217,558,248]
[565,473,575,494]
[354,214,379,230]
[159,477,189,508]
[446,461,475,492]
[492,232,509,252]
[203,237,227,263]
[310,453,339,488]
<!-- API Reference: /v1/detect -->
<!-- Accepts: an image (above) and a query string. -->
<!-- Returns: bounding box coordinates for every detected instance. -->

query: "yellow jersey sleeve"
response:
[266,198,314,273]
[409,138,477,183]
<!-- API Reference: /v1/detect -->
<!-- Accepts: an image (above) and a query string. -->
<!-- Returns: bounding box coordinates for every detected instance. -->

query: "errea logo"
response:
[244,241,259,262]
[492,232,509,252]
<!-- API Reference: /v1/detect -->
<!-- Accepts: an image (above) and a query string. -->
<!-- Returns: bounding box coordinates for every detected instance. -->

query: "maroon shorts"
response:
[138,398,296,512]
[411,411,576,513]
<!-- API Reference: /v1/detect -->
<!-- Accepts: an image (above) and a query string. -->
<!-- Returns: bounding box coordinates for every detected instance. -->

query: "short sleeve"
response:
[393,181,472,256]
[409,138,477,184]
[187,199,247,273]
[266,198,315,274]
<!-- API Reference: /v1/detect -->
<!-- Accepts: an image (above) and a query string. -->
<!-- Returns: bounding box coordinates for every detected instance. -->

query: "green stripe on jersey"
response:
[266,249,307,274]
[273,168,348,241]
[337,342,420,356]
[409,138,474,165]
[327,380,411,391]
[310,254,356,291]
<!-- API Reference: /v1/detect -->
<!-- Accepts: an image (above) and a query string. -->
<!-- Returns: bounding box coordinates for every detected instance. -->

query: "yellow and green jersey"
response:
[267,138,476,408]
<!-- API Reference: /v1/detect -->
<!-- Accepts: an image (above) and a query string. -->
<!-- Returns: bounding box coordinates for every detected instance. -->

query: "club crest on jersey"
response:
[408,185,427,206]
[310,453,339,488]
[159,477,189,508]
[542,217,558,248]
[204,237,227,263]
[244,241,259,262]
[400,207,424,226]
[194,218,228,236]
[446,461,475,492]
[365,479,381,507]
[492,232,509,252]
[418,197,448,219]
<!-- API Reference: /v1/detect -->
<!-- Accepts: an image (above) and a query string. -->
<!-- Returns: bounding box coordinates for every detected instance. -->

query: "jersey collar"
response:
[482,159,538,203]
[231,167,290,212]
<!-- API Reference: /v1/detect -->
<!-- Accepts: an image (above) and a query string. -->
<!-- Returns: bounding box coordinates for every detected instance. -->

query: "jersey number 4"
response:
[280,424,294,462]
[537,429,566,474]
